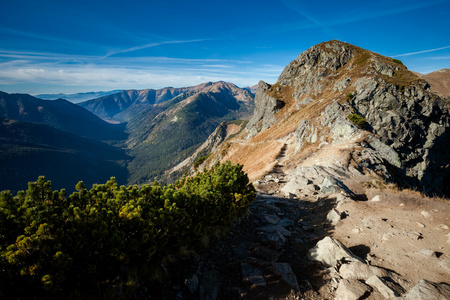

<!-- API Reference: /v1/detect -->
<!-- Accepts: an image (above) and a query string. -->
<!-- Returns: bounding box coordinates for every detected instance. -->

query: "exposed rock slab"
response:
[307,236,365,267]
[273,262,300,292]
[335,278,372,300]
[395,279,450,300]
[366,275,404,298]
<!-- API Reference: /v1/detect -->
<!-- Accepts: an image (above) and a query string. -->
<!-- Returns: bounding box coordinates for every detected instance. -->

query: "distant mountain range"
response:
[35,90,123,103]
[0,91,126,141]
[0,117,129,193]
[414,69,450,98]
[0,82,255,191]
[2,62,447,193]
[121,81,254,183]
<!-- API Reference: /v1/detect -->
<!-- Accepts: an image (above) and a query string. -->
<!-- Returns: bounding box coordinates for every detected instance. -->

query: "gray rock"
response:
[307,236,365,267]
[273,263,300,292]
[322,101,345,127]
[261,214,280,225]
[185,274,199,293]
[350,72,450,195]
[258,231,286,249]
[334,76,352,92]
[421,211,431,218]
[390,228,423,240]
[335,278,372,300]
[294,120,318,152]
[396,279,450,299]
[257,224,292,237]
[240,262,266,287]
[246,81,285,137]
[278,218,294,227]
[367,136,402,168]
[371,195,381,202]
[330,117,359,142]
[199,270,221,300]
[327,208,342,226]
[278,40,354,99]
[297,96,314,108]
[320,176,350,194]
[438,260,450,272]
[339,262,390,280]
[419,249,437,258]
[366,275,404,298]
[416,222,426,228]
[373,59,395,77]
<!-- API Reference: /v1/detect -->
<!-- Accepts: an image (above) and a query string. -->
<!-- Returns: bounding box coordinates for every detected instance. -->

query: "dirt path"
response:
[151,145,340,299]
[147,143,449,299]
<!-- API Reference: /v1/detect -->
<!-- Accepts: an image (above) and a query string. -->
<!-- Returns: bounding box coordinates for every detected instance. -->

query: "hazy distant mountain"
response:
[0,117,128,193]
[35,90,122,103]
[0,91,126,141]
[125,81,255,184]
[243,84,258,94]
[0,82,254,191]
[414,69,450,98]
[78,82,250,122]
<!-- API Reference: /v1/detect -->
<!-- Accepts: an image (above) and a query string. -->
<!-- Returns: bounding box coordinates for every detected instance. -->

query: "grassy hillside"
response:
[0,118,129,193]
[0,82,254,191]
[126,88,254,184]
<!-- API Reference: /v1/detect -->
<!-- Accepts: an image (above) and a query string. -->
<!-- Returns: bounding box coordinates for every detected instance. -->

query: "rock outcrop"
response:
[221,40,450,196]
[163,40,450,300]
[246,80,285,137]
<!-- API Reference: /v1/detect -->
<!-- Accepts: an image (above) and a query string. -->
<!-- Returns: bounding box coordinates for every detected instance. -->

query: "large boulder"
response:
[396,279,450,300]
[307,236,364,267]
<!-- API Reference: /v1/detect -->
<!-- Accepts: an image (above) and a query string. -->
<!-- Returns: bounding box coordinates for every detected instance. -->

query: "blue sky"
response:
[0,0,449,95]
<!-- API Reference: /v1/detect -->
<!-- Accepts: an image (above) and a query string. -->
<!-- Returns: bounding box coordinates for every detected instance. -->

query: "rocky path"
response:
[155,151,341,299]
[149,147,450,300]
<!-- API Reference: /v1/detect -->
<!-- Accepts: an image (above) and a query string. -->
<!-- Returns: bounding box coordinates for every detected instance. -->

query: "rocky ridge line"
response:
[181,40,450,299]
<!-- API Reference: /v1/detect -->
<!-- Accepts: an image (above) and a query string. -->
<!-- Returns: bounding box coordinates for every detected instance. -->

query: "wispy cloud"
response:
[392,46,450,57]
[104,39,210,57]
[0,49,251,66]
[0,50,281,94]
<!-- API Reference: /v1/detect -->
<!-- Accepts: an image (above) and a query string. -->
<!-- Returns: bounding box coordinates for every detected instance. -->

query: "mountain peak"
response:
[416,68,450,98]
[205,41,449,196]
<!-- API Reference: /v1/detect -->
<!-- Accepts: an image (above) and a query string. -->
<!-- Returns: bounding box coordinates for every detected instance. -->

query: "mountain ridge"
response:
[124,81,255,184]
[0,117,128,192]
[415,68,450,99]
[176,39,450,299]
[35,90,122,103]
[0,91,126,141]
[201,40,450,196]
[78,81,253,122]
[0,81,255,190]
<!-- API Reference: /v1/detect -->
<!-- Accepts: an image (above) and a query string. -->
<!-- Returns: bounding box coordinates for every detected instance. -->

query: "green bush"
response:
[0,162,255,298]
[392,58,403,65]
[193,154,210,169]
[346,92,354,100]
[347,113,368,128]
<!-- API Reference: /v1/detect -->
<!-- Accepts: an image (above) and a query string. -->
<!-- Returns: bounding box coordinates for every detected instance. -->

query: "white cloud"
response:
[0,58,281,94]
[104,39,209,57]
[0,46,283,94]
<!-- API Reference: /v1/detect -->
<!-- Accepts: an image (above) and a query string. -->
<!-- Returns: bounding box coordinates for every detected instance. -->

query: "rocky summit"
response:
[242,40,449,196]
[170,40,450,299]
